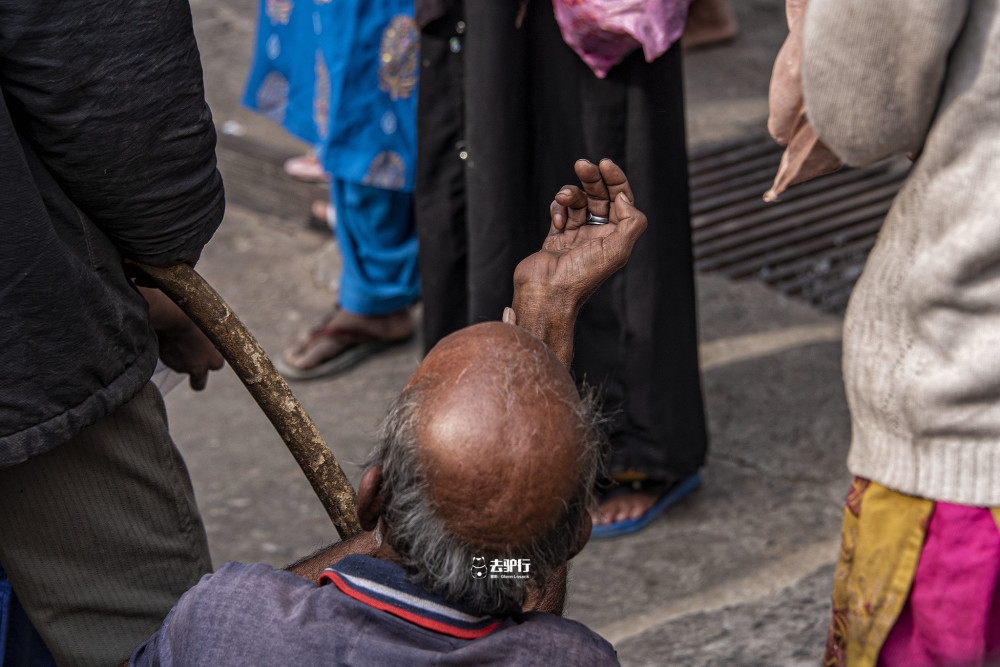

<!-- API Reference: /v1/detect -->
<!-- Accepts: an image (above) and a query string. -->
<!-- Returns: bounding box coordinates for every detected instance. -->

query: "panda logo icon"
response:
[471,556,487,579]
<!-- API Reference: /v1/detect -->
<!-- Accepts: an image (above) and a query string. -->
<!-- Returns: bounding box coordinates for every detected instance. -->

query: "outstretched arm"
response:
[290,160,646,595]
[509,158,647,367]
[509,159,645,615]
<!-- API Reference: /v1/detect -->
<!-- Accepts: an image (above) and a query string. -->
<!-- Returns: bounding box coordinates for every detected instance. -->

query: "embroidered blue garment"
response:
[243,0,418,192]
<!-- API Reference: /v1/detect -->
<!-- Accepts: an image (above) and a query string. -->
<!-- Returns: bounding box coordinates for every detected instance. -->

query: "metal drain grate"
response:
[217,129,907,314]
[689,135,909,313]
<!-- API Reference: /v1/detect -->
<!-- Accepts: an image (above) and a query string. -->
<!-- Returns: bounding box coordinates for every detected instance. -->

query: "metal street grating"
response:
[689,135,909,313]
[217,129,908,315]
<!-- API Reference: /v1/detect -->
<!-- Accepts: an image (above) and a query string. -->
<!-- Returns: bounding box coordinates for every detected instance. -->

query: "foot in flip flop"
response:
[284,151,329,183]
[308,200,336,232]
[589,472,701,539]
[275,307,414,380]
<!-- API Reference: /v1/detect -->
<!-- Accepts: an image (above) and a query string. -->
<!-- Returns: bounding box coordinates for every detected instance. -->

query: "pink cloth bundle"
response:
[551,0,690,79]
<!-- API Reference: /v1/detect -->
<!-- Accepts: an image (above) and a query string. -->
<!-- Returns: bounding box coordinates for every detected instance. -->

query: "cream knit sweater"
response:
[803,0,1000,505]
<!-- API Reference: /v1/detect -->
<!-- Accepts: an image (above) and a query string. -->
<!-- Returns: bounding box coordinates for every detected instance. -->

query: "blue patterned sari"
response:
[243,0,418,192]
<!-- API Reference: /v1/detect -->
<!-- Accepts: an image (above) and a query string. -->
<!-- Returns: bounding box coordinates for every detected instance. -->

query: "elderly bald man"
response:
[131,159,645,666]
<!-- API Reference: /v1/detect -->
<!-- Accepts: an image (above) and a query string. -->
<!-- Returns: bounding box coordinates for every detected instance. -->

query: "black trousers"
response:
[415,1,707,479]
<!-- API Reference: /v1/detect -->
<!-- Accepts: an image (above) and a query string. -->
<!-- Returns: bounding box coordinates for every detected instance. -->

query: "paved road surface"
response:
[167,2,851,663]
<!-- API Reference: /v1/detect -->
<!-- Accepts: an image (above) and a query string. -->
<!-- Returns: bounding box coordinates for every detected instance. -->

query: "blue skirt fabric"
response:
[243,0,418,193]
[244,0,421,315]
[332,180,420,315]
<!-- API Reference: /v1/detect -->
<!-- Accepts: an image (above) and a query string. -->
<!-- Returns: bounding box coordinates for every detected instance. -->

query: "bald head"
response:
[406,322,584,548]
[364,322,605,615]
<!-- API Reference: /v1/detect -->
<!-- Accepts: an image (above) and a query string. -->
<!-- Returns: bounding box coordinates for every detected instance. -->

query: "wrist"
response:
[509,290,578,368]
[510,294,576,338]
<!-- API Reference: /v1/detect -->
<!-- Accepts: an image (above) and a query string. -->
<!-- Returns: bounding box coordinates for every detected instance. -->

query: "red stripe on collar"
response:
[319,571,503,639]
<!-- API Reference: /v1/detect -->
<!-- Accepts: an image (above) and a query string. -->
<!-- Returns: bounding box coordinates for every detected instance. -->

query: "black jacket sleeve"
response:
[0,0,224,264]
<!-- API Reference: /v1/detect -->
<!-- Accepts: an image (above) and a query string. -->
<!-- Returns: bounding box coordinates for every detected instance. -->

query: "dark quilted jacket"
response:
[0,0,225,465]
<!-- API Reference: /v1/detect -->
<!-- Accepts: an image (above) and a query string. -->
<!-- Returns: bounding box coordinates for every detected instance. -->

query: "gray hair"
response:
[366,383,607,616]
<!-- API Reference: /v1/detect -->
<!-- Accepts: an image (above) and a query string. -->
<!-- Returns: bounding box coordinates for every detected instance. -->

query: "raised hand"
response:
[510,159,647,366]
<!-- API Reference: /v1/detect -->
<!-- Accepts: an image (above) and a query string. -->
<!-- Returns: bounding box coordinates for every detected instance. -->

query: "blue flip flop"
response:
[590,472,702,539]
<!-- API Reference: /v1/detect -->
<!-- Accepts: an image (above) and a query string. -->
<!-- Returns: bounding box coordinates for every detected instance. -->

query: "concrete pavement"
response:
[170,1,852,663]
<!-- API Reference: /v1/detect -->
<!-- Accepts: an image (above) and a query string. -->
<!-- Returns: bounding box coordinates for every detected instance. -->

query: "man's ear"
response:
[566,512,592,561]
[357,466,385,532]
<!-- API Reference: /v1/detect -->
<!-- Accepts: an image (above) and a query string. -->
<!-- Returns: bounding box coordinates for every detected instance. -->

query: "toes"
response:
[596,492,658,524]
[589,506,609,526]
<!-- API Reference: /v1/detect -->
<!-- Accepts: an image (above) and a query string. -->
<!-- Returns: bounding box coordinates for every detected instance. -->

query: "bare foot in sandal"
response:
[277,307,414,380]
[592,490,659,525]
[589,474,702,538]
[311,200,336,228]
[284,151,329,183]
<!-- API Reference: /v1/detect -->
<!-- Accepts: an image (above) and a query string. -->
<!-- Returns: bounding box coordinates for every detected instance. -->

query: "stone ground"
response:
[166,1,853,664]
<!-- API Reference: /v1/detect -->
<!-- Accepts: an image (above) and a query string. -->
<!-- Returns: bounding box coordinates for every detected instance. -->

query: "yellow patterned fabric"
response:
[824,478,933,666]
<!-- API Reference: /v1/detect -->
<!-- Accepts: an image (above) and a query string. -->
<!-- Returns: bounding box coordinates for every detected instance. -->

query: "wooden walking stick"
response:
[126,261,362,540]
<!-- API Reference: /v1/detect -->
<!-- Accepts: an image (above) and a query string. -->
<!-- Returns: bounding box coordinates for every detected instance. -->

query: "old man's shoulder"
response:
[131,561,620,666]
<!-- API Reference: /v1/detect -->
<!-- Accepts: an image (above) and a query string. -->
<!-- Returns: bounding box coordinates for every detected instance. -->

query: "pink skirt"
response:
[825,478,1000,666]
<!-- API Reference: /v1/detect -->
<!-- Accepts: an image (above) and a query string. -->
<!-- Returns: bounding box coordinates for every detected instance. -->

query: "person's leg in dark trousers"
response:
[0,384,211,666]
[418,4,707,530]
[526,8,708,525]
[578,45,708,483]
[461,4,536,327]
[416,6,470,352]
[417,2,538,349]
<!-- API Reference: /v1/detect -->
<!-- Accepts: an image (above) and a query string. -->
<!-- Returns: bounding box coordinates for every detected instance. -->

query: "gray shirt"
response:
[132,555,619,666]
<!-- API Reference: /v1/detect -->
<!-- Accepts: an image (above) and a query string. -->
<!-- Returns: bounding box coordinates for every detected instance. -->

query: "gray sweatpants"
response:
[0,383,212,666]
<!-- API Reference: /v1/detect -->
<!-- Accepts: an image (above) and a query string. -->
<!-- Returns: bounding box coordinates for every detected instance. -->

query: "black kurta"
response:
[416,1,707,480]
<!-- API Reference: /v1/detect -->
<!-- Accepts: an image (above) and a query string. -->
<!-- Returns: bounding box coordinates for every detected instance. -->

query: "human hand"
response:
[510,159,647,365]
[139,286,224,390]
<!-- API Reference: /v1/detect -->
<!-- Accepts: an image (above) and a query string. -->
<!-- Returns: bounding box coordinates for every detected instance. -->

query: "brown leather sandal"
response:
[275,324,412,380]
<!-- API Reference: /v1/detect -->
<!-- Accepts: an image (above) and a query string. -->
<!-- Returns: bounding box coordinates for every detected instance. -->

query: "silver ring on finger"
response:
[585,211,610,225]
